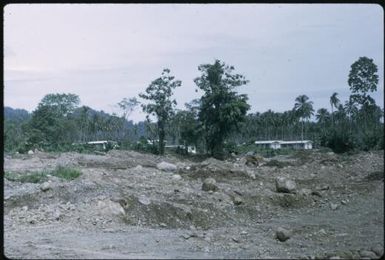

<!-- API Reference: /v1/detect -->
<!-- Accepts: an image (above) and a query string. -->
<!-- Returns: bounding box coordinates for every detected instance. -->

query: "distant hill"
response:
[4,107,31,123]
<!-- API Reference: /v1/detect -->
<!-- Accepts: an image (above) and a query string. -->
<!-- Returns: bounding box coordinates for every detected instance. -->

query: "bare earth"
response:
[3,149,384,259]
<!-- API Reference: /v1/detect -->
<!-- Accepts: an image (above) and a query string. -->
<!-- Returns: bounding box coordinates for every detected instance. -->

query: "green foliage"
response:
[5,171,49,183]
[4,166,82,183]
[51,166,82,180]
[348,57,379,97]
[194,60,250,159]
[139,69,181,155]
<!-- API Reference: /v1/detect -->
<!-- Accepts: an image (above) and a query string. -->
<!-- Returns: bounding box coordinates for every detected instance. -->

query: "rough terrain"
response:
[3,149,384,259]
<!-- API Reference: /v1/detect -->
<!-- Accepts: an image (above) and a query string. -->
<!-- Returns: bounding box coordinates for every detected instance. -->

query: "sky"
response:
[4,4,384,122]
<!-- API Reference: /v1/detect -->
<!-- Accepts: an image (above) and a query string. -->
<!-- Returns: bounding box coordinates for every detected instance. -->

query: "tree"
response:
[330,92,340,126]
[194,60,250,158]
[25,93,80,149]
[139,69,181,155]
[294,95,314,140]
[38,93,80,116]
[118,97,139,120]
[348,57,379,106]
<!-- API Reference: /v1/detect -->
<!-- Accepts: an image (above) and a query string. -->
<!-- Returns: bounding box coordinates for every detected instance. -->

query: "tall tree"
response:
[348,56,379,106]
[194,60,250,158]
[139,69,181,155]
[118,97,139,120]
[330,92,340,126]
[294,95,314,140]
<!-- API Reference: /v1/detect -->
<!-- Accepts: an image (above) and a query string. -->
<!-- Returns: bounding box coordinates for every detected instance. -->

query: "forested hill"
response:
[4,107,31,122]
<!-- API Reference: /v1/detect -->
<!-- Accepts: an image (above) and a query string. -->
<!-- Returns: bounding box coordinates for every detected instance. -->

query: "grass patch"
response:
[4,166,82,183]
[51,166,82,180]
[4,171,49,183]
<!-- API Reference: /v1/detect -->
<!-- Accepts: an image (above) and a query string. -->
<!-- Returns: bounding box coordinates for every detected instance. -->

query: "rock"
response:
[319,229,327,236]
[299,188,312,196]
[53,210,62,220]
[330,203,339,210]
[275,177,297,193]
[329,256,340,259]
[156,161,177,172]
[40,182,52,192]
[240,231,248,235]
[232,237,240,243]
[22,206,29,211]
[359,250,378,259]
[172,174,182,181]
[311,191,322,197]
[134,165,143,171]
[371,244,384,257]
[341,200,348,205]
[276,227,291,242]
[138,195,151,206]
[233,196,243,205]
[27,150,34,155]
[202,178,218,192]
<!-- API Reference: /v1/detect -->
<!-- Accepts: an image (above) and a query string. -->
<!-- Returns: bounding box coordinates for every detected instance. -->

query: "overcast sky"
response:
[4,4,384,122]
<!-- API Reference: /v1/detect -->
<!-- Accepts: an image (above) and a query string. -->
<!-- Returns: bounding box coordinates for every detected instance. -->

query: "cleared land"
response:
[3,149,384,259]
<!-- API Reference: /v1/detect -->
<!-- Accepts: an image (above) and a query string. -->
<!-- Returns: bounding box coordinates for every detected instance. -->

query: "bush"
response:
[325,130,355,154]
[51,166,82,180]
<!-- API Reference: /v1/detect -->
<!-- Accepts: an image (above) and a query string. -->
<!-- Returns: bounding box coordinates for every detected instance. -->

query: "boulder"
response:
[275,177,297,193]
[156,161,177,172]
[27,150,34,155]
[233,196,243,205]
[276,227,291,242]
[172,174,182,181]
[299,188,312,196]
[40,182,52,192]
[202,178,218,192]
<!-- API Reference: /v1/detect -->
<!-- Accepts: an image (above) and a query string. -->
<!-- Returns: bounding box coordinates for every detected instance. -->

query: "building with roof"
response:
[254,140,313,150]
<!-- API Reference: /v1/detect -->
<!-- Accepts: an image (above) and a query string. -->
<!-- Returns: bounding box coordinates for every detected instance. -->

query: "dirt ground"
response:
[3,149,384,259]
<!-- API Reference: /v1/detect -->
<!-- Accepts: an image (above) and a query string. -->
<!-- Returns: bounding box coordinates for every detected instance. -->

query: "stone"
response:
[40,182,52,192]
[138,195,151,206]
[172,174,182,181]
[134,165,143,171]
[371,244,384,257]
[359,250,378,259]
[27,150,34,155]
[156,161,177,172]
[233,196,243,205]
[276,227,291,242]
[330,203,339,210]
[275,177,297,193]
[202,178,218,192]
[299,188,312,196]
[22,206,29,211]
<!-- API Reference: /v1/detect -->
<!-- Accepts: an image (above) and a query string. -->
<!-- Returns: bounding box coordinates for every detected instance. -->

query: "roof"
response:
[254,140,313,145]
[254,140,281,144]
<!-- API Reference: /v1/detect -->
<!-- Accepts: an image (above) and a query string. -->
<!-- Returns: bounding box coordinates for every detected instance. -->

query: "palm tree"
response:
[316,108,330,125]
[330,92,340,126]
[294,95,314,140]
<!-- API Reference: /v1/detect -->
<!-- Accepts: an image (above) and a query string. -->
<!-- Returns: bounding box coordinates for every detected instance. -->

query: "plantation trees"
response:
[194,60,250,158]
[139,69,181,155]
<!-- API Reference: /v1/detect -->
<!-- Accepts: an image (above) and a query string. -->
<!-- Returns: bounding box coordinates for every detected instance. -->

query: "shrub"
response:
[51,166,82,180]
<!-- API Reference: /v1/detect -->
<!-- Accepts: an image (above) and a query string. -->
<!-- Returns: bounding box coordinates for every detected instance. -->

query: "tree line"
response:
[4,57,383,158]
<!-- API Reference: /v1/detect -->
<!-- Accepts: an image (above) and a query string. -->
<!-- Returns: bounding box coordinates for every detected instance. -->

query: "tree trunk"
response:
[158,120,165,155]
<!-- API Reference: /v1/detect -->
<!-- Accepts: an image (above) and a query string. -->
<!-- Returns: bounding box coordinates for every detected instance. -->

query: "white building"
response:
[254,140,313,150]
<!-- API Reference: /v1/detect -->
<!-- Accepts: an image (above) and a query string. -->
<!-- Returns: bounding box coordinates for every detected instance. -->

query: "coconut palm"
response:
[330,92,340,126]
[294,95,314,140]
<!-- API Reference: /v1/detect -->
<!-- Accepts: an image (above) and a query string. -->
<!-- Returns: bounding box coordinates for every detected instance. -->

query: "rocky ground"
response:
[3,149,384,259]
